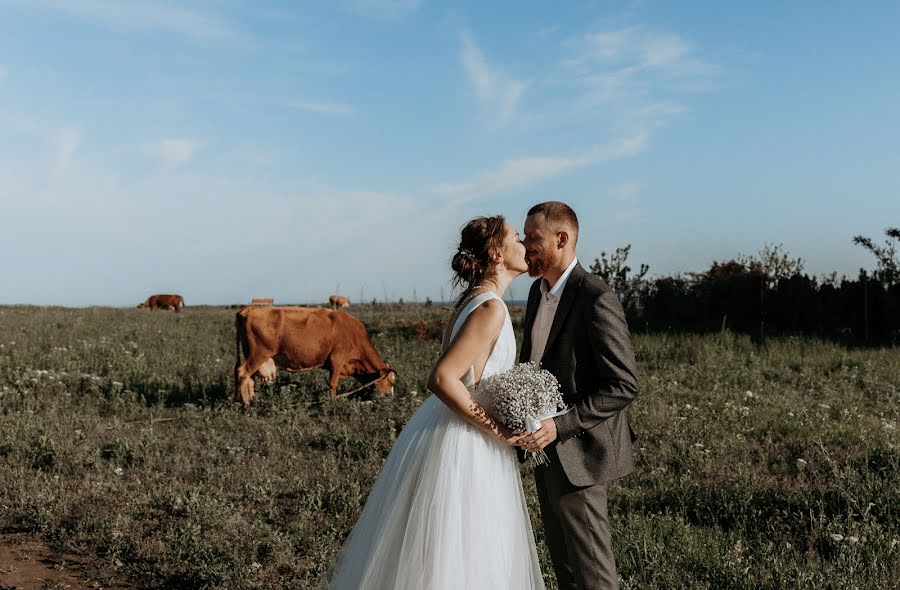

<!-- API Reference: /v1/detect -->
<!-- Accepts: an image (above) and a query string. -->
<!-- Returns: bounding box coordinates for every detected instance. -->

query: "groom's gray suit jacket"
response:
[520,263,639,487]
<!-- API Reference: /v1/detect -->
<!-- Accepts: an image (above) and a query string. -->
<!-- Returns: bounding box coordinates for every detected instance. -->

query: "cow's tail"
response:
[234,316,243,367]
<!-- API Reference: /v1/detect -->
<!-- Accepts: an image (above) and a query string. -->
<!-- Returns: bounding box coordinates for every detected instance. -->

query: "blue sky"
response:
[1,1,898,305]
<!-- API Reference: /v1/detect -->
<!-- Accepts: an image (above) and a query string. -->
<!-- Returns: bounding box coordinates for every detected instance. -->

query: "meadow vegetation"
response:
[0,304,897,589]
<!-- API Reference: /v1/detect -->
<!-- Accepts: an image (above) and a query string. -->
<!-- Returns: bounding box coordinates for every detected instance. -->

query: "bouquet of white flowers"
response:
[487,361,568,465]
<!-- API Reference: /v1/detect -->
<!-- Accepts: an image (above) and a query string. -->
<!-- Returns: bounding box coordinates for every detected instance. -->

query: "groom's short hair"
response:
[527,201,579,243]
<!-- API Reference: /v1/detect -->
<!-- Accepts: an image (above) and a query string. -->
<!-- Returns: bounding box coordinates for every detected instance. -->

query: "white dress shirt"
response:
[529,257,578,364]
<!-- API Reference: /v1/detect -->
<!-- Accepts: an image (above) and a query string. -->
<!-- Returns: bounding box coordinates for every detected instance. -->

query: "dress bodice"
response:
[442,292,516,409]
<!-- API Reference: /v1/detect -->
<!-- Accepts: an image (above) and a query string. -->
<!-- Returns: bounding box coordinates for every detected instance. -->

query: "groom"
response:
[518,201,639,590]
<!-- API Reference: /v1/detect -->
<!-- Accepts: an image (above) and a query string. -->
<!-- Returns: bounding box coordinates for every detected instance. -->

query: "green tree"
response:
[853,227,900,285]
[739,243,805,288]
[589,245,648,314]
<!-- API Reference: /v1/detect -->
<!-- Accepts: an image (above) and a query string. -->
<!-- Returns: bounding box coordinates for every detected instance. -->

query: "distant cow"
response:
[138,294,184,312]
[329,295,350,309]
[234,306,396,408]
[251,298,274,305]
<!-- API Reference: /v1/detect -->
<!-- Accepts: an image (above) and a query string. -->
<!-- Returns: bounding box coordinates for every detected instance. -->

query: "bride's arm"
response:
[427,300,523,445]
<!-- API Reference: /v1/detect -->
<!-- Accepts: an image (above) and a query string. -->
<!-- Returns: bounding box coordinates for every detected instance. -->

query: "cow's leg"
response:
[235,363,255,408]
[324,352,349,397]
[235,355,270,408]
[330,367,341,397]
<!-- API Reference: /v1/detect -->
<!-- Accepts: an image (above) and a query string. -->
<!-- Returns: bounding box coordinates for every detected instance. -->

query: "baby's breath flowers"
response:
[487,362,566,465]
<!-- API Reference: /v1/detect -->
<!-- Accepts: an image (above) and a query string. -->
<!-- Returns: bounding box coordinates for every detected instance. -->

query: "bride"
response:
[321,215,546,589]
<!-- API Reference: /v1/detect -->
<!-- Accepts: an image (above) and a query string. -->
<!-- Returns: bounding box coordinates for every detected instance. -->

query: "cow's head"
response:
[137,301,149,309]
[373,365,397,396]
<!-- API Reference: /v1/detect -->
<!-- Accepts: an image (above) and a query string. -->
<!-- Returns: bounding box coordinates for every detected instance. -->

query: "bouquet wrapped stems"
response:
[524,415,550,466]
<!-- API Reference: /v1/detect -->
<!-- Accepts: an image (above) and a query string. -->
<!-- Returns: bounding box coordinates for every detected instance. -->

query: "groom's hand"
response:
[520,418,557,452]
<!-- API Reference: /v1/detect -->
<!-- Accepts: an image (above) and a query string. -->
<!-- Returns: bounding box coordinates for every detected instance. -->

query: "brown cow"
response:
[234,306,396,408]
[329,294,350,309]
[137,294,184,312]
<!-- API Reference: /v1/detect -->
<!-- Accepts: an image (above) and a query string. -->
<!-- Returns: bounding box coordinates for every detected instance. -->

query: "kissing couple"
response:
[322,201,640,590]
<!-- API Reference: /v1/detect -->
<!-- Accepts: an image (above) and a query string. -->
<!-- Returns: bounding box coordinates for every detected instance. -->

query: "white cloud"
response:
[613,181,642,201]
[568,27,718,95]
[345,0,422,19]
[15,0,241,42]
[556,26,718,138]
[287,100,355,116]
[53,126,80,175]
[461,31,530,126]
[0,149,445,305]
[430,133,647,204]
[152,139,203,170]
[610,209,645,224]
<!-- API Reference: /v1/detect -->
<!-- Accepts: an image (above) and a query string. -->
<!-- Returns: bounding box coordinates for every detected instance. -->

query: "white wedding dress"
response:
[322,292,545,590]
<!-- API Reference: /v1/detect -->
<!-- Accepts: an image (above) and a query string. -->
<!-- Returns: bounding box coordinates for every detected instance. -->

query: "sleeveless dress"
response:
[322,292,545,590]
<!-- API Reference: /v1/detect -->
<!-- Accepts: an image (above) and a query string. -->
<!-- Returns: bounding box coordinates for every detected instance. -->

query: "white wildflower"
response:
[830,533,844,542]
[847,536,859,544]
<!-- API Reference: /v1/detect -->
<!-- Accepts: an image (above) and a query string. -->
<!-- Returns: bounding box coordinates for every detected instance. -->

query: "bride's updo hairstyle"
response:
[451,215,506,308]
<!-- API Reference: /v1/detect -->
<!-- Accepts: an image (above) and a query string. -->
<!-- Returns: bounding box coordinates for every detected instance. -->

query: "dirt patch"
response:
[0,532,130,590]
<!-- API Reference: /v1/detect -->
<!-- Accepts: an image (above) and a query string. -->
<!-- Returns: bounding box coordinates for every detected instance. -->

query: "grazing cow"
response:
[234,306,396,408]
[329,295,350,309]
[138,294,184,312]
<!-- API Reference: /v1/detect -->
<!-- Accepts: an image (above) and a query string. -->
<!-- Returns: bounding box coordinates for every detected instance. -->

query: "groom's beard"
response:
[527,257,547,277]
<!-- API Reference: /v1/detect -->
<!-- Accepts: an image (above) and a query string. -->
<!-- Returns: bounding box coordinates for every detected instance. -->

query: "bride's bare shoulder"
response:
[463,298,506,329]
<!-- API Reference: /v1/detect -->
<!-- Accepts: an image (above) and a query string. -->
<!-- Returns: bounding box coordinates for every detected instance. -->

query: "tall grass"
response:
[0,305,897,589]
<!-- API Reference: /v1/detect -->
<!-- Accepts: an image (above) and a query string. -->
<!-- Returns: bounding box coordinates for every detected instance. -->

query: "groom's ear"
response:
[557,231,569,249]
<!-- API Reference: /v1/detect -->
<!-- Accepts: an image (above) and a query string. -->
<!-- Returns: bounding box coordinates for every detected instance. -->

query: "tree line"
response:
[591,228,900,344]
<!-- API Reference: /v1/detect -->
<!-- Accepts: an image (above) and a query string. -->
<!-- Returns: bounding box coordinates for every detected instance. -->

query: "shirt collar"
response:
[540,257,578,302]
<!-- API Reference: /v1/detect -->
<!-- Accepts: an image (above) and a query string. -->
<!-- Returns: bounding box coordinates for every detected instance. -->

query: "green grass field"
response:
[0,305,897,589]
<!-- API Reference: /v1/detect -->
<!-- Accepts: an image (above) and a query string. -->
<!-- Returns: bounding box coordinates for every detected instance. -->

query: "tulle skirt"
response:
[321,395,545,590]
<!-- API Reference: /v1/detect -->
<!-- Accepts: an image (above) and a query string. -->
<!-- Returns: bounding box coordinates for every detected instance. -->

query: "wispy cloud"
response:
[430,133,647,204]
[17,0,241,42]
[461,31,530,126]
[343,0,422,20]
[152,139,203,170]
[566,27,719,103]
[53,126,80,175]
[612,180,642,201]
[527,29,708,149]
[287,100,355,116]
[610,209,645,224]
[536,25,560,38]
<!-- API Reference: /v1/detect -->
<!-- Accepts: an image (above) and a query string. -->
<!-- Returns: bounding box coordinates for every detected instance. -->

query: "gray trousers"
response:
[534,447,618,590]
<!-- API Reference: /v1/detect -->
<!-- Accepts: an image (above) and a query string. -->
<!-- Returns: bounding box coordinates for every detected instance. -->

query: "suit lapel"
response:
[541,263,585,362]
[520,279,542,363]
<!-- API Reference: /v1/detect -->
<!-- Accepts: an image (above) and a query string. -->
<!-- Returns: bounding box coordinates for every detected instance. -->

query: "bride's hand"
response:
[498,425,527,446]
